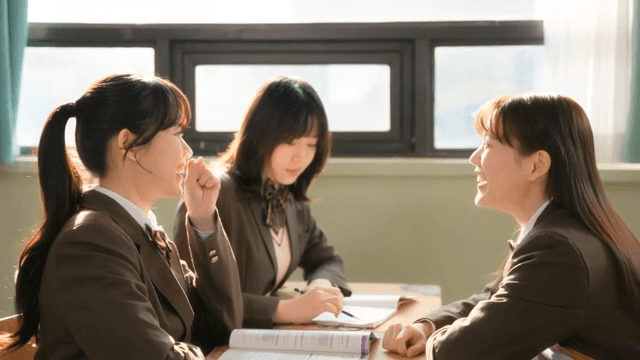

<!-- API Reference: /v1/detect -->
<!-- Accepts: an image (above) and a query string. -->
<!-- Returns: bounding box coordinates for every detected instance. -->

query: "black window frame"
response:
[27,21,543,157]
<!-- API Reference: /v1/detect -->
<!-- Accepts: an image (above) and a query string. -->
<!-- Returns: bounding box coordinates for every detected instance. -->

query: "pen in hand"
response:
[294,287,359,320]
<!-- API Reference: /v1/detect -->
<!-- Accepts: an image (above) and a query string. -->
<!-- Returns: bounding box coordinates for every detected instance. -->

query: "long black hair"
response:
[2,74,191,351]
[218,76,331,201]
[475,93,640,320]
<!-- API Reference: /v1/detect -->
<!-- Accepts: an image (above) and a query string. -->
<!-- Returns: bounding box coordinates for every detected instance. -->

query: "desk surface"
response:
[207,282,442,360]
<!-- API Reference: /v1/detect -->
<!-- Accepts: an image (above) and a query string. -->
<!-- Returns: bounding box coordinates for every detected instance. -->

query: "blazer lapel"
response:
[138,232,194,339]
[247,197,278,275]
[81,190,194,337]
[167,240,189,293]
[285,205,300,276]
[271,205,300,292]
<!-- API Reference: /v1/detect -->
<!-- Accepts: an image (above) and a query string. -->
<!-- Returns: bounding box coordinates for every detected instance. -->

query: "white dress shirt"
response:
[517,199,552,244]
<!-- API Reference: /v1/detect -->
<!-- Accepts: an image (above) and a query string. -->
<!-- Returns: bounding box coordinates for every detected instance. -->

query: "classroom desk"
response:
[207,281,442,360]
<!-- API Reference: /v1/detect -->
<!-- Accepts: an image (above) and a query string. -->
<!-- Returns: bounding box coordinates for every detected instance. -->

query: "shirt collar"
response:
[93,186,160,231]
[518,199,552,244]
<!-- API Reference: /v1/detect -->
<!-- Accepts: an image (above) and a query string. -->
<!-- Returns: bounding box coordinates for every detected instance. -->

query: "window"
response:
[23,19,543,156]
[433,45,546,151]
[194,64,391,132]
[16,47,154,152]
[28,0,541,24]
[174,40,411,155]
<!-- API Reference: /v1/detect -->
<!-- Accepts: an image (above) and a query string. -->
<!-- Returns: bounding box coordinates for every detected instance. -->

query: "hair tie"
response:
[59,102,77,118]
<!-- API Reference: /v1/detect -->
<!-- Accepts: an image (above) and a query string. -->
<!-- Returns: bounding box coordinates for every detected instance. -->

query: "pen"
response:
[293,288,359,319]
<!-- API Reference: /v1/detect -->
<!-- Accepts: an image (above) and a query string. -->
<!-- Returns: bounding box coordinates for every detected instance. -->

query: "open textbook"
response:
[218,329,377,359]
[311,294,416,328]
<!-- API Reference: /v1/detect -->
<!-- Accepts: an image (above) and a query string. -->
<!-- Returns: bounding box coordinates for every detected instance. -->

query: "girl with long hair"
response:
[1,74,242,359]
[382,94,640,359]
[174,76,350,328]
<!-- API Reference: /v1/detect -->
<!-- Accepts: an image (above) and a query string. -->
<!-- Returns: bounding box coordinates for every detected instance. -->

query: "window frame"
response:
[27,21,543,157]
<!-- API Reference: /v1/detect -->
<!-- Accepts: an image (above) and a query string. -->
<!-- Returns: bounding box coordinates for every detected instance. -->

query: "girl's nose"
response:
[181,137,193,158]
[292,144,304,160]
[469,146,481,166]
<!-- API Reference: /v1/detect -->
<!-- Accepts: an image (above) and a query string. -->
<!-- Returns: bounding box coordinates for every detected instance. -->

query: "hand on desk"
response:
[273,285,344,324]
[382,322,433,358]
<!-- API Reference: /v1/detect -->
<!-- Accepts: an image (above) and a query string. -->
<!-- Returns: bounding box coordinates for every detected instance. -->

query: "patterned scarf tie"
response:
[145,224,172,263]
[262,179,293,232]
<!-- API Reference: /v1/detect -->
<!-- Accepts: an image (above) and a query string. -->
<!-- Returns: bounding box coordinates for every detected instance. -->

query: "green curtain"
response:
[623,0,640,162]
[0,0,29,166]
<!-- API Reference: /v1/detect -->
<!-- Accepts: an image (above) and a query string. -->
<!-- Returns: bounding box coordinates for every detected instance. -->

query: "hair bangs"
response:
[152,77,192,131]
[474,95,516,147]
[126,77,192,152]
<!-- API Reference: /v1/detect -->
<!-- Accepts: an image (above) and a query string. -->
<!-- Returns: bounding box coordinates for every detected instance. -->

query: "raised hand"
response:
[184,157,220,232]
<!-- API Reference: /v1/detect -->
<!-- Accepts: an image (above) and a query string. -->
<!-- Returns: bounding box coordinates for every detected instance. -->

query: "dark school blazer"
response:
[35,190,243,360]
[417,202,640,360]
[174,173,350,328]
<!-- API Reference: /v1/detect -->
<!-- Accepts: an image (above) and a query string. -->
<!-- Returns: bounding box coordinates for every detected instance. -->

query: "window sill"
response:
[4,157,640,184]
[321,159,640,184]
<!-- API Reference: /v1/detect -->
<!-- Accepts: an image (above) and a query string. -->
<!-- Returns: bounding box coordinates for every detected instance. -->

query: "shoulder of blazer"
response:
[523,204,613,270]
[218,172,259,208]
[55,190,148,253]
[51,208,142,268]
[529,204,600,245]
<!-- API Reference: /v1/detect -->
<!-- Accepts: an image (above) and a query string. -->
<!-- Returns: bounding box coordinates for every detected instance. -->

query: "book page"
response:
[343,294,401,308]
[219,349,362,360]
[344,294,417,308]
[312,305,397,328]
[228,329,370,354]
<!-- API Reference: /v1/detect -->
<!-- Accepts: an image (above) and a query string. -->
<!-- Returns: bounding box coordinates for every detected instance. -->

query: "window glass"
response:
[16,47,155,151]
[28,0,541,23]
[433,45,546,149]
[195,64,391,132]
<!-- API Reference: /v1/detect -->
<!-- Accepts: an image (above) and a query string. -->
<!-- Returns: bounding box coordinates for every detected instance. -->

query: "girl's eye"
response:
[308,143,317,148]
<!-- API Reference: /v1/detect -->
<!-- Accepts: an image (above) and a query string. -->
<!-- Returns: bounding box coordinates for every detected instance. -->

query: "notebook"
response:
[311,294,416,328]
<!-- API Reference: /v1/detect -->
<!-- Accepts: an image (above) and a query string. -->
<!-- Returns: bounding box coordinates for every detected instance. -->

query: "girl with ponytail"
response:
[1,74,242,359]
[383,94,640,359]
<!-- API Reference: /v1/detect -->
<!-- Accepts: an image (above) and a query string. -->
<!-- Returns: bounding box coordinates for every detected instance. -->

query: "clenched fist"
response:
[184,157,220,231]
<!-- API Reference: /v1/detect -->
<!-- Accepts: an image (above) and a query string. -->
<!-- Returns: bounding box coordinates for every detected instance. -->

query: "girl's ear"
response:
[116,129,137,161]
[529,150,551,182]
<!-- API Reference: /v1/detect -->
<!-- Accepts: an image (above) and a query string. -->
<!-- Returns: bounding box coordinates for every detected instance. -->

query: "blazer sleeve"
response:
[416,291,492,330]
[423,233,588,360]
[179,212,243,353]
[298,202,351,296]
[173,198,279,330]
[241,293,281,329]
[47,221,206,360]
[173,199,194,269]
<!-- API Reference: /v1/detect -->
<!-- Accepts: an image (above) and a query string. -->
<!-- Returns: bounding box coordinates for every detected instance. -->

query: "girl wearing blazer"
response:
[0,74,243,359]
[174,76,350,329]
[382,94,640,359]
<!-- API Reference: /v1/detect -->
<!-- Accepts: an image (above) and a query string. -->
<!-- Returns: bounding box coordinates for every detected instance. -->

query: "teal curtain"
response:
[624,0,640,162]
[0,0,29,166]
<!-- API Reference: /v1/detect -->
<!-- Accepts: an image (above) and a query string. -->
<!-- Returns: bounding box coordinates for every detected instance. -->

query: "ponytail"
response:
[4,103,83,351]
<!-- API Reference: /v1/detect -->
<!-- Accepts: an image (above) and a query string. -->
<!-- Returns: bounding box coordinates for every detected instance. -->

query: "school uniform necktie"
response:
[262,179,293,232]
[145,224,172,264]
